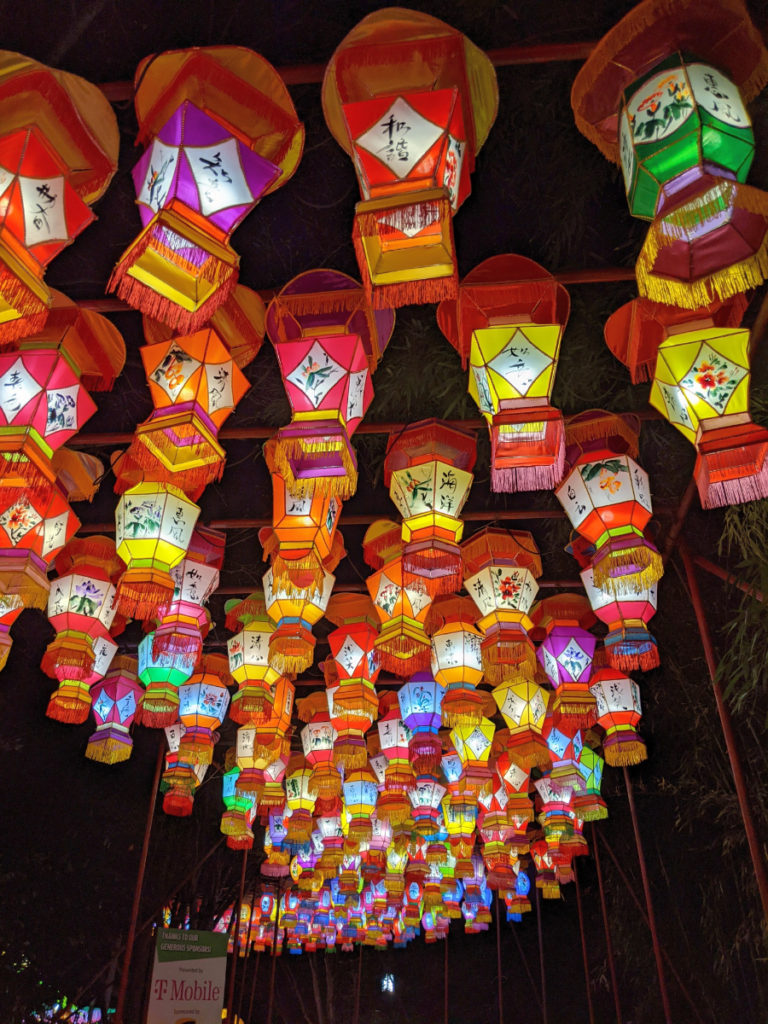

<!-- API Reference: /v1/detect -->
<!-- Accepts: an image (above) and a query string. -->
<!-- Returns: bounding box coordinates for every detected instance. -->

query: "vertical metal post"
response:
[591,823,622,1024]
[444,928,449,1024]
[226,846,249,1022]
[247,951,261,1024]
[114,737,165,1024]
[265,884,282,1024]
[681,544,768,924]
[574,863,595,1024]
[496,894,504,1024]
[535,885,548,1024]
[623,766,672,1024]
[353,936,363,1024]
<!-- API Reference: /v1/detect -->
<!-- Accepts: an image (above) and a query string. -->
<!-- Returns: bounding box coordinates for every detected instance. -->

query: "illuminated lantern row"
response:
[86,656,143,765]
[113,328,249,500]
[606,295,768,509]
[0,51,118,342]
[556,410,662,594]
[151,524,224,664]
[437,254,569,492]
[571,0,768,309]
[531,593,597,732]
[266,269,394,501]
[322,9,498,308]
[462,527,541,683]
[109,46,303,331]
[384,419,476,597]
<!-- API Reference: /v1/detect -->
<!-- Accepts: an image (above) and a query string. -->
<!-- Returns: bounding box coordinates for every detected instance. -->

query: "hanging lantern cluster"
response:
[109,46,303,331]
[322,9,498,308]
[266,269,394,501]
[606,294,768,508]
[571,0,768,309]
[438,255,569,492]
[0,52,118,342]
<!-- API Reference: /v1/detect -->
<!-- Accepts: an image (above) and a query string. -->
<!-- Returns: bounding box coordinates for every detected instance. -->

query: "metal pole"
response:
[226,847,249,1022]
[597,831,706,1024]
[247,951,261,1024]
[681,543,768,925]
[444,928,449,1024]
[591,824,622,1024]
[496,894,504,1024]
[623,766,673,1024]
[353,937,363,1024]
[265,884,283,1024]
[114,737,165,1024]
[535,885,548,1024]
[509,917,542,1012]
[237,896,257,1024]
[574,863,595,1024]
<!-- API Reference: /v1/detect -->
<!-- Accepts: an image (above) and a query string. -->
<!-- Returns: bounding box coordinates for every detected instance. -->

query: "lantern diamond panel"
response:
[590,666,646,767]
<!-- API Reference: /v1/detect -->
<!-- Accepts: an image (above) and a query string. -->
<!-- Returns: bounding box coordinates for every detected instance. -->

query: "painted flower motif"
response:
[599,471,622,495]
[499,575,520,601]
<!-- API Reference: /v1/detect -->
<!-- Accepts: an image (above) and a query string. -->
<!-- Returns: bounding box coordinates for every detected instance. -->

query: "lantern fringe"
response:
[347,818,373,844]
[46,693,91,724]
[695,433,768,509]
[285,813,313,843]
[2,579,48,610]
[553,692,596,733]
[268,636,315,675]
[506,735,550,769]
[128,437,225,494]
[136,700,180,729]
[152,630,202,664]
[41,637,95,681]
[575,798,608,822]
[229,691,274,724]
[308,766,342,797]
[603,733,647,767]
[179,742,213,767]
[109,225,238,333]
[408,736,442,775]
[402,560,462,598]
[116,573,176,621]
[491,458,563,493]
[226,834,254,851]
[570,0,768,162]
[384,766,415,792]
[565,414,639,459]
[225,596,266,631]
[592,543,663,594]
[441,703,484,729]
[0,456,55,498]
[0,265,49,344]
[270,553,325,596]
[85,735,133,765]
[270,434,357,500]
[481,641,537,683]
[374,637,432,675]
[330,695,377,720]
[332,741,369,771]
[606,639,660,673]
[636,183,768,309]
[163,791,195,817]
[353,234,458,311]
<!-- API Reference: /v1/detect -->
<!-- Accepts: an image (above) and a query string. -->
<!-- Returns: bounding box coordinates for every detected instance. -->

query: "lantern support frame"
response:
[591,823,623,1024]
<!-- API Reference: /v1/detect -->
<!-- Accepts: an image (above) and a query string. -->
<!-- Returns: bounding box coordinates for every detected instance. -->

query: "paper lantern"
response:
[322,9,497,308]
[226,592,282,723]
[116,329,249,497]
[462,527,541,683]
[494,745,534,828]
[408,774,447,838]
[161,748,207,818]
[264,565,335,675]
[135,630,194,728]
[42,536,122,681]
[109,47,303,330]
[437,254,569,491]
[115,481,200,618]
[342,768,379,844]
[449,716,495,794]
[398,670,446,774]
[0,53,118,342]
[177,654,232,765]
[556,411,661,594]
[427,596,484,728]
[366,548,433,674]
[532,593,597,731]
[589,665,647,766]
[573,745,608,822]
[284,755,317,843]
[373,692,413,824]
[298,691,341,798]
[249,675,295,767]
[152,524,224,663]
[492,676,550,769]
[571,0,768,309]
[267,271,395,500]
[581,565,659,672]
[46,634,117,725]
[649,322,768,507]
[86,656,143,765]
[262,439,344,594]
[0,484,79,590]
[384,419,476,596]
[221,766,258,849]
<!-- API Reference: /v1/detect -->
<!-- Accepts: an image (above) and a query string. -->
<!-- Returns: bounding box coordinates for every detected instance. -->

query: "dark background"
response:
[1,1,767,1022]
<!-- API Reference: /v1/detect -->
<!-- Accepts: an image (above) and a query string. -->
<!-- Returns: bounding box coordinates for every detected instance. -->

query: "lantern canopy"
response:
[437,254,569,492]
[571,0,768,309]
[322,8,498,308]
